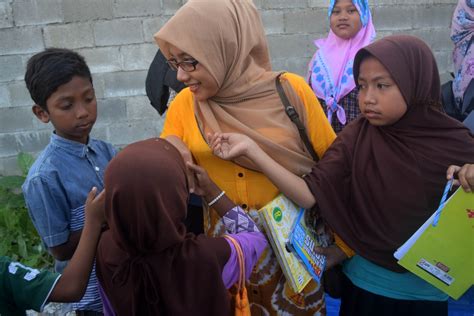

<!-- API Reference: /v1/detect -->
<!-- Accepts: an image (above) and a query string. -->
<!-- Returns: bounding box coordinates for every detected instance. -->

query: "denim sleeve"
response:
[23,175,70,248]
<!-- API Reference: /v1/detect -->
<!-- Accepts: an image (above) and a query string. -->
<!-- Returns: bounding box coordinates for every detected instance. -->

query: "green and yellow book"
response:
[394,187,474,299]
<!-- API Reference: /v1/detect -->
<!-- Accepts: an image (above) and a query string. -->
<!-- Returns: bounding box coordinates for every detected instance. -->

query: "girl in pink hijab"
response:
[307,0,376,133]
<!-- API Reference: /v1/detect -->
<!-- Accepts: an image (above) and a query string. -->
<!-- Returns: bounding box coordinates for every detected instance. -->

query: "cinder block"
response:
[113,0,161,18]
[373,6,414,31]
[413,5,455,29]
[143,17,167,42]
[0,2,13,28]
[411,28,452,51]
[261,0,306,9]
[8,81,32,107]
[121,43,156,71]
[272,57,310,77]
[102,70,147,98]
[308,0,329,8]
[89,125,108,142]
[0,155,22,176]
[15,130,51,153]
[95,97,127,125]
[0,106,37,133]
[434,51,449,74]
[0,55,25,83]
[0,84,10,108]
[44,23,94,49]
[94,19,143,46]
[0,133,18,156]
[78,47,121,73]
[162,0,183,15]
[125,95,162,120]
[91,73,105,99]
[0,27,44,55]
[106,118,162,147]
[285,9,327,34]
[261,10,285,35]
[13,0,63,26]
[62,0,114,22]
[267,34,311,59]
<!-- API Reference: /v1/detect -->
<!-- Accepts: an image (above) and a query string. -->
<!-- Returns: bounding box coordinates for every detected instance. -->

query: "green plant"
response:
[0,153,53,268]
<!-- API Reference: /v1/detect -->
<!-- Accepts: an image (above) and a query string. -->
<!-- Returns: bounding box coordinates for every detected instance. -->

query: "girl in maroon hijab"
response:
[209,35,474,315]
[96,138,266,315]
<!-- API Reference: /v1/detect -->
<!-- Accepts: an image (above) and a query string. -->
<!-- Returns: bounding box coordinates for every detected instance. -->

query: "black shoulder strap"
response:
[275,73,319,162]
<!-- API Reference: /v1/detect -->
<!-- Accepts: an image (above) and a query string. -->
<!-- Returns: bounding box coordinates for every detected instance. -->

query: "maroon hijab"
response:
[305,35,474,272]
[96,138,231,315]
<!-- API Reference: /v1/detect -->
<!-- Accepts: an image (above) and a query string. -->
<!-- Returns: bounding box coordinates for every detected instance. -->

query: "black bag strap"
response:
[275,73,319,162]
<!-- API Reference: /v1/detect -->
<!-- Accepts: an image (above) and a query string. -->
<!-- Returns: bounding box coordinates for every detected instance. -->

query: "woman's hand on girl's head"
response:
[186,162,220,199]
[208,132,255,160]
[85,187,106,230]
[447,164,474,193]
[164,135,196,193]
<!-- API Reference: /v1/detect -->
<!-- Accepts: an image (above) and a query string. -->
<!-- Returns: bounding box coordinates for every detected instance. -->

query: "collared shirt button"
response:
[95,166,100,171]
[242,203,247,209]
[238,172,244,177]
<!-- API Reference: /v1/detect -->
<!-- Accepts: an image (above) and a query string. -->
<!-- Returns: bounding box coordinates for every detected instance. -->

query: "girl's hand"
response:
[208,132,255,160]
[165,135,196,193]
[186,162,220,199]
[314,244,348,271]
[447,164,474,193]
[85,187,106,229]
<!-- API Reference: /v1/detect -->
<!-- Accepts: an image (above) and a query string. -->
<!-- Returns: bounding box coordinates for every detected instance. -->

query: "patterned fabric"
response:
[319,89,360,133]
[308,0,375,127]
[451,0,474,106]
[161,73,336,315]
[223,206,260,233]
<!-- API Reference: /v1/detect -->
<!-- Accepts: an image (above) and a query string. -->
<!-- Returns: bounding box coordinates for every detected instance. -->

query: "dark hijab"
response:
[305,35,474,272]
[96,138,231,315]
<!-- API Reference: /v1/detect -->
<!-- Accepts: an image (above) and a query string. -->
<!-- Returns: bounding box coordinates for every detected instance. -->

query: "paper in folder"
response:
[394,187,474,299]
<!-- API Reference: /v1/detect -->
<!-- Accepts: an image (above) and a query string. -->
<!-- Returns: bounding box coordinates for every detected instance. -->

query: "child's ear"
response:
[32,104,50,123]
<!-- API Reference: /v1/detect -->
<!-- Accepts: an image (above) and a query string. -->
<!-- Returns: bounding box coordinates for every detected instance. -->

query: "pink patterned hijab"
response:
[308,0,375,125]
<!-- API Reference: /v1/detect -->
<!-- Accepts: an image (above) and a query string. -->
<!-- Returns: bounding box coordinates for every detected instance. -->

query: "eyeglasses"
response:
[166,59,199,72]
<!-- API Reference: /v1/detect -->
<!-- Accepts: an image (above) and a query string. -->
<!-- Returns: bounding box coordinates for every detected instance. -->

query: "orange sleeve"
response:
[283,73,336,158]
[160,89,193,139]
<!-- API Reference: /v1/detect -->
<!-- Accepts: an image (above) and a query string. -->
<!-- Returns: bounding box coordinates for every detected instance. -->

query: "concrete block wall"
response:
[0,0,457,175]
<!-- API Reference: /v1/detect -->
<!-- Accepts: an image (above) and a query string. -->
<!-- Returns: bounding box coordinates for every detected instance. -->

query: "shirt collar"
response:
[50,133,98,157]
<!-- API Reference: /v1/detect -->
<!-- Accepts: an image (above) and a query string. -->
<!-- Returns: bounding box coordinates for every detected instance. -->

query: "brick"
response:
[120,43,156,71]
[8,81,32,107]
[0,84,10,108]
[373,6,414,31]
[95,97,127,125]
[285,9,328,34]
[0,106,37,133]
[413,5,455,29]
[113,0,161,18]
[0,2,13,28]
[14,130,51,153]
[102,70,147,98]
[125,95,162,120]
[43,23,94,49]
[13,0,63,26]
[94,19,143,46]
[143,17,167,43]
[0,27,44,55]
[162,0,183,15]
[78,47,121,73]
[261,10,284,35]
[0,55,25,83]
[267,34,311,59]
[62,0,114,22]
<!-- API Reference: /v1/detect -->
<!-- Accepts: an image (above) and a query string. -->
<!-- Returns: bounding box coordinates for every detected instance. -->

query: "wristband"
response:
[208,190,226,207]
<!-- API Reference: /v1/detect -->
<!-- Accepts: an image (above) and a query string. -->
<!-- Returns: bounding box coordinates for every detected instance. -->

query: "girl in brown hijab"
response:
[210,35,474,316]
[96,138,266,315]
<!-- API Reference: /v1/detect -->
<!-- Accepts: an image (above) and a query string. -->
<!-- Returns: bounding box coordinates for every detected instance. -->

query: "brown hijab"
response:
[154,0,315,175]
[305,35,474,272]
[96,138,231,315]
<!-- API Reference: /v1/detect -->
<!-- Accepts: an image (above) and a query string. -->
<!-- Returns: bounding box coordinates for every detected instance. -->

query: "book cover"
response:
[394,187,474,299]
[258,194,312,293]
[289,209,327,283]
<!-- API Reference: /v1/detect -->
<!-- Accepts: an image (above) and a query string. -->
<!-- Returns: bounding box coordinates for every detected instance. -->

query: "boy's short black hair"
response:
[25,48,92,111]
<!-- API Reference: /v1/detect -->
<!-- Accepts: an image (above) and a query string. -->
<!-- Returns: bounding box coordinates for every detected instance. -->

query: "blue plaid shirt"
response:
[22,133,116,312]
[319,88,360,134]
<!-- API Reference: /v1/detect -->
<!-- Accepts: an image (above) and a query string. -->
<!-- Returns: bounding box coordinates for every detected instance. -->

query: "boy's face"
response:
[357,56,407,126]
[32,76,97,144]
[330,0,362,40]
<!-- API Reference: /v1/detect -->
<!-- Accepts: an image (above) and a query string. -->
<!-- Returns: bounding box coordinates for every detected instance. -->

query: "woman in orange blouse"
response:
[156,0,340,314]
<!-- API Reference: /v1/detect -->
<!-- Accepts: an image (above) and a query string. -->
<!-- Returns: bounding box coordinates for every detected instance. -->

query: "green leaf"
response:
[0,176,25,190]
[17,152,35,176]
[18,237,27,258]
